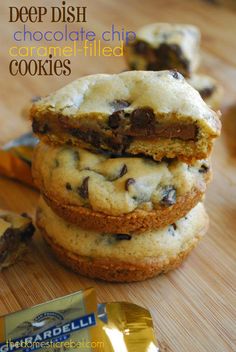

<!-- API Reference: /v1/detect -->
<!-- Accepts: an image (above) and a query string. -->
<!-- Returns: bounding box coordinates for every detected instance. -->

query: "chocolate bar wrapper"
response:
[0,133,37,187]
[0,287,159,351]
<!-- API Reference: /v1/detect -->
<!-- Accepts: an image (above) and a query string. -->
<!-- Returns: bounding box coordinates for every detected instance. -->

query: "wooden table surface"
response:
[0,1,236,351]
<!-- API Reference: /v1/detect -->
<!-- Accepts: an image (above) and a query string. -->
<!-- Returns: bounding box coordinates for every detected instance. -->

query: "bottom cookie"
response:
[36,198,209,282]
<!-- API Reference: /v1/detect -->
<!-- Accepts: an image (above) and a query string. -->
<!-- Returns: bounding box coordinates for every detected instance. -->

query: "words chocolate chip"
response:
[125,178,135,191]
[130,107,155,129]
[160,186,176,206]
[77,177,89,199]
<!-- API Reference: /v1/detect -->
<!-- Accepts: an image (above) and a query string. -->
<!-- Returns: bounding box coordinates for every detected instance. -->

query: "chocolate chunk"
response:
[170,70,181,79]
[130,107,155,129]
[199,87,215,99]
[160,186,176,206]
[108,110,125,129]
[110,100,130,112]
[125,178,135,191]
[32,119,49,134]
[134,41,149,54]
[114,234,132,241]
[199,164,209,173]
[77,177,89,199]
[119,164,128,177]
[66,182,72,190]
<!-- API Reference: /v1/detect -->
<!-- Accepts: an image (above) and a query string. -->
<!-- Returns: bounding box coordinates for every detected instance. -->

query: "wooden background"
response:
[0,1,236,351]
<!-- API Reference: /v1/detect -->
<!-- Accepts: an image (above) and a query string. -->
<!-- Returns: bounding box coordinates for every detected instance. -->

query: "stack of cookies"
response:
[125,23,223,109]
[31,70,221,282]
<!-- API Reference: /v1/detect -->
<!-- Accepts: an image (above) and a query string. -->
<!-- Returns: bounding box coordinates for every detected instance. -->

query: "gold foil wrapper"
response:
[0,288,159,351]
[0,133,37,187]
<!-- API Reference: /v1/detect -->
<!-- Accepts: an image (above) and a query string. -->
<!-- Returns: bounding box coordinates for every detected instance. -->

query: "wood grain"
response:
[0,1,236,351]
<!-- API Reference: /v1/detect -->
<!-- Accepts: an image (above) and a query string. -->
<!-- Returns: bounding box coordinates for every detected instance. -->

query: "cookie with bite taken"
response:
[31,71,221,164]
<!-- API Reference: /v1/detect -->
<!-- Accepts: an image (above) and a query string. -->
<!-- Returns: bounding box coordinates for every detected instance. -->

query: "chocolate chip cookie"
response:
[36,198,209,282]
[0,211,35,270]
[32,142,211,233]
[125,23,200,77]
[31,71,221,163]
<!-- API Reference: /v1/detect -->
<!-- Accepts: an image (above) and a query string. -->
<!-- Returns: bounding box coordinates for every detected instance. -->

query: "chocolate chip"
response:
[66,182,72,190]
[172,223,177,230]
[21,212,29,218]
[199,87,214,99]
[199,164,209,173]
[119,164,128,177]
[32,119,49,134]
[170,70,180,79]
[77,177,89,199]
[0,250,8,263]
[21,223,35,242]
[114,234,132,241]
[134,41,149,54]
[108,110,124,129]
[130,107,155,129]
[160,186,176,206]
[110,100,130,112]
[125,178,135,191]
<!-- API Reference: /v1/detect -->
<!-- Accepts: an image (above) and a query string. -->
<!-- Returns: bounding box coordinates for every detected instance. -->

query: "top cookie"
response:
[31,70,221,163]
[125,23,200,77]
